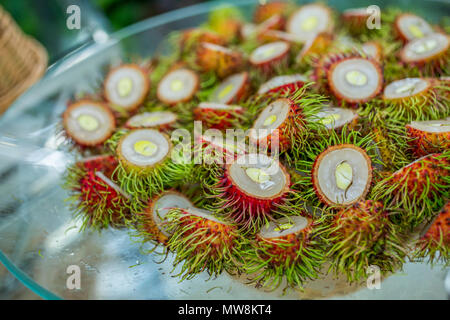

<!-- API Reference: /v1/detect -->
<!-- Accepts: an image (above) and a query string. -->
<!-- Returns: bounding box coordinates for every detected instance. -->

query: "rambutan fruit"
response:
[296,32,333,66]
[104,64,150,112]
[136,191,194,247]
[382,77,449,121]
[209,72,250,104]
[326,55,383,106]
[294,129,380,209]
[240,15,283,41]
[257,29,304,44]
[113,129,192,203]
[65,155,133,230]
[399,33,450,75]
[406,118,450,157]
[156,68,199,105]
[162,207,244,280]
[193,102,244,130]
[341,8,371,35]
[248,98,301,153]
[253,1,290,25]
[361,41,383,62]
[394,13,434,43]
[62,99,115,148]
[249,41,290,75]
[257,74,307,95]
[371,152,450,226]
[318,200,405,282]
[207,5,243,43]
[243,215,325,291]
[207,153,291,232]
[125,111,177,132]
[413,201,449,265]
[179,28,225,54]
[309,106,359,132]
[286,3,334,43]
[196,42,244,78]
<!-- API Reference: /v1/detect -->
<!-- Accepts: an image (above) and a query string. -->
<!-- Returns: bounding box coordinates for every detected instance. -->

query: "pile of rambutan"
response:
[60,1,449,295]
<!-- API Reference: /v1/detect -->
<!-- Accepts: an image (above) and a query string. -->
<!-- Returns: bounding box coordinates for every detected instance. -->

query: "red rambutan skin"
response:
[253,1,289,25]
[193,107,243,130]
[406,125,450,157]
[78,155,118,175]
[420,201,450,246]
[264,81,306,96]
[217,162,291,228]
[196,43,244,78]
[389,153,449,196]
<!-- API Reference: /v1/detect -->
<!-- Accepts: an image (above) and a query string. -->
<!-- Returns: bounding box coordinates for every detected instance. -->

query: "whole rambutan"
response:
[406,118,450,157]
[156,68,199,105]
[62,99,116,149]
[104,64,150,112]
[413,201,449,265]
[162,207,244,280]
[64,155,133,230]
[209,72,250,104]
[196,42,244,78]
[243,215,325,291]
[193,102,244,130]
[317,200,405,282]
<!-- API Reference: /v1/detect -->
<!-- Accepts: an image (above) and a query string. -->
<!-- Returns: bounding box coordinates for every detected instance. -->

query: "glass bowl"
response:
[0,0,448,300]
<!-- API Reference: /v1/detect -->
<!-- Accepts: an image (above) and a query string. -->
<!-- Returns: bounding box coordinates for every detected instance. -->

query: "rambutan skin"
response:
[406,125,450,157]
[196,43,244,78]
[253,1,289,25]
[193,106,243,130]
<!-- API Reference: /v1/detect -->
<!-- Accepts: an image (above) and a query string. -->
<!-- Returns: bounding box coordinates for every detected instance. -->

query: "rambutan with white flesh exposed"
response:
[136,191,194,247]
[399,33,450,75]
[309,105,359,132]
[209,72,250,104]
[206,153,291,232]
[104,64,150,112]
[341,8,372,35]
[125,111,177,131]
[257,74,307,96]
[193,102,244,130]
[413,201,449,265]
[64,155,133,230]
[196,42,244,78]
[62,99,115,149]
[317,200,405,282]
[249,41,291,75]
[382,77,449,121]
[286,3,334,43]
[253,1,290,25]
[243,215,325,291]
[361,41,383,62]
[394,13,435,43]
[371,152,450,227]
[162,207,244,280]
[112,129,192,204]
[406,118,450,157]
[179,28,225,55]
[296,32,333,66]
[156,68,199,105]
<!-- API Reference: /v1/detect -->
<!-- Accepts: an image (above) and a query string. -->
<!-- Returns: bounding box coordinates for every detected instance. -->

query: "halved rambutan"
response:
[406,118,450,157]
[156,68,199,105]
[296,32,333,65]
[382,77,449,121]
[257,74,307,95]
[309,106,359,132]
[193,102,244,130]
[210,153,291,231]
[243,215,324,291]
[318,200,405,282]
[253,1,290,25]
[413,201,449,265]
[241,14,285,41]
[64,155,132,230]
[162,207,244,280]
[399,33,450,75]
[394,13,434,43]
[341,8,371,35]
[104,64,150,112]
[257,29,304,44]
[136,191,194,247]
[371,152,450,226]
[361,41,383,62]
[249,41,290,75]
[286,3,334,43]
[249,98,301,152]
[113,129,191,203]
[311,144,373,207]
[196,42,244,78]
[209,72,250,104]
[326,56,383,106]
[63,99,115,148]
[125,111,177,131]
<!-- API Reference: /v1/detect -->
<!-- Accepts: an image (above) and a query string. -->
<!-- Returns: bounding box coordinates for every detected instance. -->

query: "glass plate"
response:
[0,0,448,300]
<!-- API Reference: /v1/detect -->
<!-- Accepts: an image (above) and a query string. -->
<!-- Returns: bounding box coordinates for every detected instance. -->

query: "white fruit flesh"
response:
[152,192,193,236]
[286,4,332,42]
[383,78,430,99]
[228,153,288,199]
[126,111,177,128]
[250,98,291,140]
[210,72,247,104]
[312,106,357,130]
[407,119,450,133]
[259,215,309,239]
[157,68,198,104]
[250,41,290,65]
[400,33,449,63]
[119,129,170,167]
[396,14,434,41]
[198,102,243,112]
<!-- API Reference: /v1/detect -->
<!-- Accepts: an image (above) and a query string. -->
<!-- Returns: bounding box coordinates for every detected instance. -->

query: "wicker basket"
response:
[0,5,48,115]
